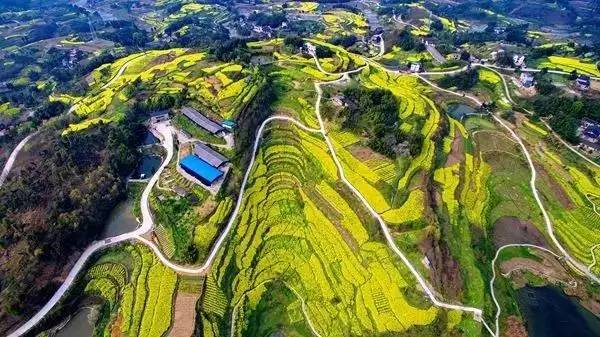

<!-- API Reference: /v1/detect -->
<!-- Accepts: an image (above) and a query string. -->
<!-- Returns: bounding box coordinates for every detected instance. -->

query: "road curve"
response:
[589,244,600,271]
[489,244,561,337]
[415,66,600,285]
[7,122,174,337]
[0,132,37,189]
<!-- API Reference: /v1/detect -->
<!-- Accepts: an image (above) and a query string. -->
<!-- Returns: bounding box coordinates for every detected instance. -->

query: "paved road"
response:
[8,122,174,337]
[588,244,600,271]
[0,132,37,189]
[417,65,600,284]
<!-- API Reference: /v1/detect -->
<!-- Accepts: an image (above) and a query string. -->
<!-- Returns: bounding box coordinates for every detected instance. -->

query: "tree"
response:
[397,29,415,51]
[284,36,304,50]
[460,50,471,61]
[569,70,578,80]
[431,19,444,31]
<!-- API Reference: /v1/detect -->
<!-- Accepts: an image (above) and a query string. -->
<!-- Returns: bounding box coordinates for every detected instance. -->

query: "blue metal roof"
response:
[180,155,223,184]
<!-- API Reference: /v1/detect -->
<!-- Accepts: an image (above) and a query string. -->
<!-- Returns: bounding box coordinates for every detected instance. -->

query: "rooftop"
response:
[149,110,169,117]
[181,107,224,134]
[193,142,229,168]
[180,155,223,184]
[577,75,591,85]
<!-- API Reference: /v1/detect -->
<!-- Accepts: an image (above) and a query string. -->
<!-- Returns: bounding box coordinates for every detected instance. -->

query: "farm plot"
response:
[77,244,177,337]
[64,49,259,133]
[321,10,369,37]
[515,121,600,268]
[199,123,445,337]
[534,56,600,77]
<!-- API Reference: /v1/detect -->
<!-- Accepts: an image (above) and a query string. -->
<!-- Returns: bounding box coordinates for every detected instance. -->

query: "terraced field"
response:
[22,11,600,337]
[81,244,177,337]
[515,119,600,271]
[534,56,600,77]
[198,123,445,336]
[65,49,259,133]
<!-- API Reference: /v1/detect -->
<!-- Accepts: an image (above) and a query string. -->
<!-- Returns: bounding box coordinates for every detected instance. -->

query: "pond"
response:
[447,103,476,120]
[55,306,98,337]
[142,131,159,146]
[517,285,600,337]
[102,200,138,238]
[132,155,162,180]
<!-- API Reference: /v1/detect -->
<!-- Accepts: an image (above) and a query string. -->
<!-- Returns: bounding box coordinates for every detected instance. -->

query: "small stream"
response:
[517,286,600,337]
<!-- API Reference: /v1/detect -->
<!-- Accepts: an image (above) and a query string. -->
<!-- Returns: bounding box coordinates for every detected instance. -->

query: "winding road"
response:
[10,34,600,337]
[411,58,600,337]
[482,65,600,168]
[0,132,37,189]
[7,122,174,337]
[415,62,600,283]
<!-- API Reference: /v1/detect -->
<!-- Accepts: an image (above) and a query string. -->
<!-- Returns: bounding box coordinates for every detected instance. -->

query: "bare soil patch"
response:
[348,143,387,163]
[492,216,547,248]
[168,292,200,337]
[500,256,573,288]
[502,316,527,337]
[419,234,463,300]
[445,129,464,166]
[147,52,179,68]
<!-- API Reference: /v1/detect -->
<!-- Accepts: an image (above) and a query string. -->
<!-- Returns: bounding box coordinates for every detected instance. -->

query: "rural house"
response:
[579,118,600,152]
[181,107,225,135]
[575,75,591,90]
[519,72,535,88]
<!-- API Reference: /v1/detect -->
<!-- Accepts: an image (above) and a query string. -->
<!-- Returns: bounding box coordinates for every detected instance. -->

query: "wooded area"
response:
[0,111,143,334]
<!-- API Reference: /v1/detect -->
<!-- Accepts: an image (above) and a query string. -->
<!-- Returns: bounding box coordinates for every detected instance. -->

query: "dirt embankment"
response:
[503,316,527,337]
[420,234,463,300]
[445,129,465,167]
[492,216,547,248]
[501,250,600,316]
[533,163,573,209]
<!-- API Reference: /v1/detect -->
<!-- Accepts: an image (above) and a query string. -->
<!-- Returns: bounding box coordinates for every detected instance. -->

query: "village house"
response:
[519,72,535,88]
[575,75,591,90]
[331,94,346,107]
[578,118,600,152]
[149,110,170,124]
[513,54,526,68]
[410,62,422,73]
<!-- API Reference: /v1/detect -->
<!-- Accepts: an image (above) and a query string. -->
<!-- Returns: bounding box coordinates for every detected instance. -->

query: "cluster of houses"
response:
[177,107,230,189]
[518,71,591,91]
[148,107,233,192]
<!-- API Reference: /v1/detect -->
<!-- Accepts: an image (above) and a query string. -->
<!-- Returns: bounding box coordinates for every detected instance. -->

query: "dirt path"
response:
[168,292,200,337]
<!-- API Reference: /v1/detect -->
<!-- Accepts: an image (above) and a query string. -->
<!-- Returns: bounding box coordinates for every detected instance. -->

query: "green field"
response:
[80,244,177,337]
[535,56,600,77]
